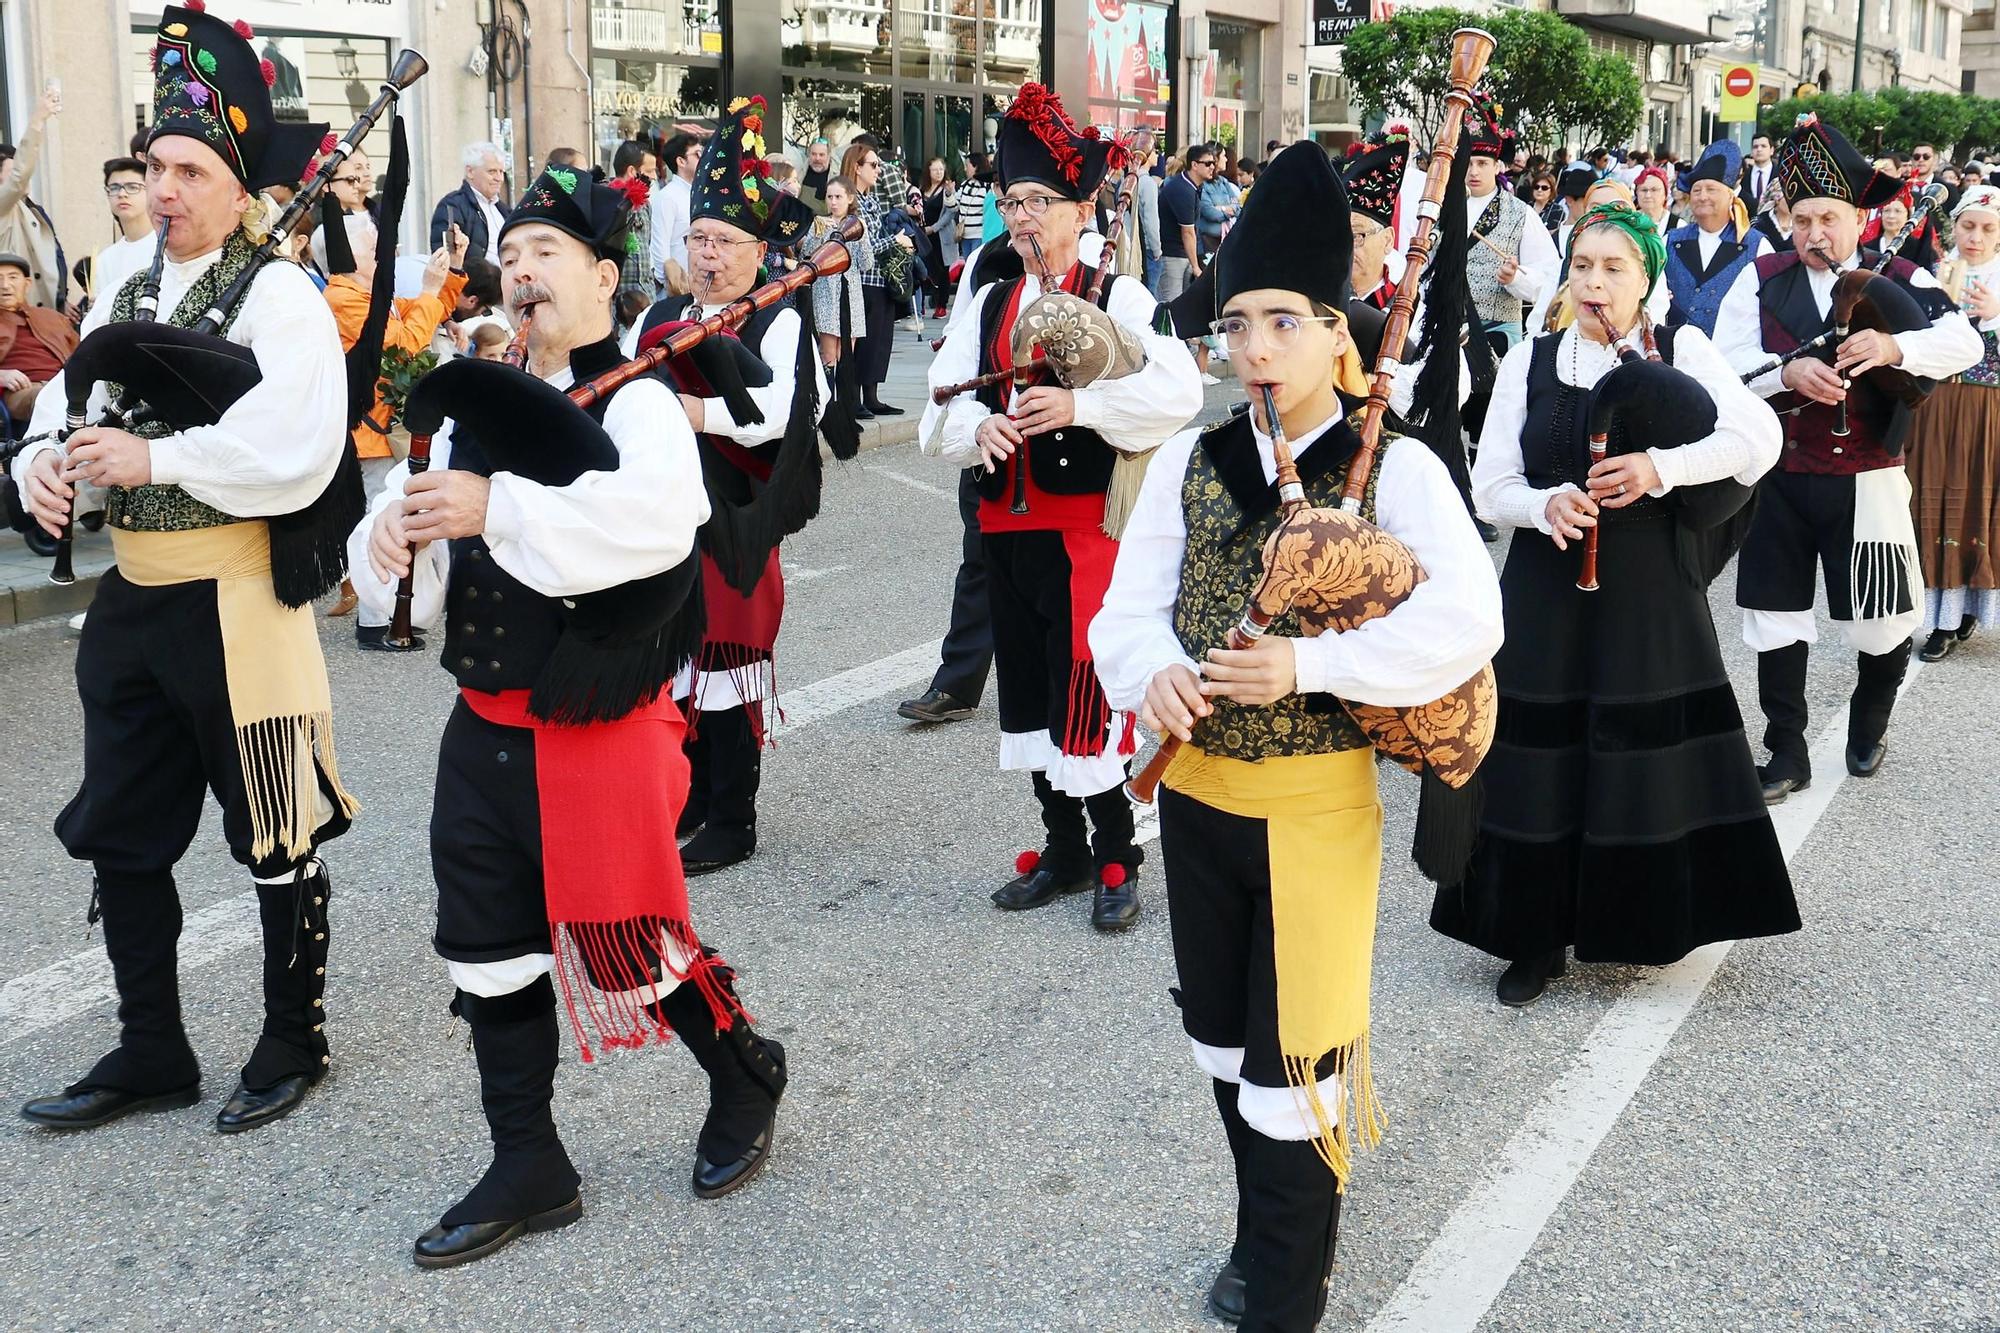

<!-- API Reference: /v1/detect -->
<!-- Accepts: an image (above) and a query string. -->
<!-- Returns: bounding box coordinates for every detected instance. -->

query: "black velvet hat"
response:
[1776,112,1902,209]
[503,165,634,263]
[691,96,789,239]
[995,83,1126,202]
[1212,140,1353,314]
[1342,125,1409,226]
[148,2,329,190]
[1461,89,1511,162]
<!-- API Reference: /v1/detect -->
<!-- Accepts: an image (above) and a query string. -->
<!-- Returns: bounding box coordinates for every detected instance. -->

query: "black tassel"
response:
[1411,767,1483,888]
[809,286,861,460]
[346,117,410,431]
[266,441,365,607]
[528,629,680,726]
[1406,139,1488,506]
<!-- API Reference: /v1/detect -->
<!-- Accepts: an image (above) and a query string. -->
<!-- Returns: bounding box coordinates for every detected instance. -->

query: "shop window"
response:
[591,56,721,157]
[782,75,894,158]
[591,0,723,58]
[1209,19,1260,102]
[130,30,396,163]
[782,0,895,77]
[1087,0,1169,132]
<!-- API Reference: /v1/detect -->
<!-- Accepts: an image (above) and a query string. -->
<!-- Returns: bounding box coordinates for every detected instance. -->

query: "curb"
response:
[2,415,928,628]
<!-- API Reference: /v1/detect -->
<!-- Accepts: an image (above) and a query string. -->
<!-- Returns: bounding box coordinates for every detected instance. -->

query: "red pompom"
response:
[1013,850,1041,875]
[1100,863,1128,889]
[259,58,276,87]
[320,132,338,154]
[233,18,254,38]
[184,0,206,11]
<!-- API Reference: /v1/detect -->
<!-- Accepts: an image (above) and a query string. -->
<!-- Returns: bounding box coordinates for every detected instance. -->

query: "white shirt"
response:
[16,246,346,518]
[1465,188,1559,307]
[921,270,1201,461]
[1745,163,1772,208]
[345,361,709,630]
[1091,417,1503,711]
[1471,324,1781,535]
[619,301,826,443]
[476,190,505,264]
[659,175,694,277]
[89,231,160,305]
[1713,253,1984,397]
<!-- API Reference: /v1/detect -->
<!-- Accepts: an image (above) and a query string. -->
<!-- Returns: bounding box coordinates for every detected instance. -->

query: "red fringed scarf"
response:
[459,687,743,1060]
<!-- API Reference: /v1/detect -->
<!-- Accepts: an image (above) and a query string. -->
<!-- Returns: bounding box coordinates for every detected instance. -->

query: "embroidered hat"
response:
[1462,90,1511,162]
[1342,125,1409,226]
[995,83,1126,202]
[1775,113,1902,209]
[1952,183,2000,221]
[689,96,813,246]
[1677,138,1742,193]
[502,163,634,263]
[148,2,329,190]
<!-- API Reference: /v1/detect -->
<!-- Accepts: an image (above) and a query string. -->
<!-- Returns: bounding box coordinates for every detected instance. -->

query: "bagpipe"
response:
[1736,184,1950,454]
[386,217,866,692]
[1126,27,1502,886]
[48,50,429,603]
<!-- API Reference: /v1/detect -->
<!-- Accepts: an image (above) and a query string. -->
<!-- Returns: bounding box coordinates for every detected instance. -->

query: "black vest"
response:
[970,267,1124,502]
[1520,327,1682,525]
[642,293,787,511]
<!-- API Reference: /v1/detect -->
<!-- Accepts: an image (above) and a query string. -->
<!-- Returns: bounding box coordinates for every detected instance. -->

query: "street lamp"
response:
[333,38,359,79]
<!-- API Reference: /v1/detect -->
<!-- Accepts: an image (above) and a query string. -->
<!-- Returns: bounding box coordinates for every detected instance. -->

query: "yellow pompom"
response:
[164,21,187,35]
[727,96,750,113]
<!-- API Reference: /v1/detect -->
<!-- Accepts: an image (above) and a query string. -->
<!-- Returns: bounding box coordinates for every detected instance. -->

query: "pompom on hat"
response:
[147,3,327,190]
[690,96,816,247]
[1342,124,1410,226]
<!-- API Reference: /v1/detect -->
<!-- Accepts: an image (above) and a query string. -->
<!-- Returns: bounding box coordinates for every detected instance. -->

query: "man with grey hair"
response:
[430,141,512,264]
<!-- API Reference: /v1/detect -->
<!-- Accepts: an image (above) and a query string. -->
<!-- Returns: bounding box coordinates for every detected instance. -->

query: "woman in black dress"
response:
[917,156,952,318]
[1434,202,1801,1006]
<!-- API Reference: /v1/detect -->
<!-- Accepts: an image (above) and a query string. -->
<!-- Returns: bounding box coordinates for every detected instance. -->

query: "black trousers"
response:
[57,569,347,879]
[929,468,993,705]
[856,283,895,391]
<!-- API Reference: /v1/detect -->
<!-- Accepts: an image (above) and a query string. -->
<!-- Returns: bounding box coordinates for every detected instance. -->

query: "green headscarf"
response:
[1566,200,1667,299]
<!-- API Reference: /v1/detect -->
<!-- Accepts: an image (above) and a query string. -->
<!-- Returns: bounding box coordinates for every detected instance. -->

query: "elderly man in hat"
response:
[11,3,355,1136]
[1664,138,1767,336]
[0,251,76,422]
[1714,113,1982,800]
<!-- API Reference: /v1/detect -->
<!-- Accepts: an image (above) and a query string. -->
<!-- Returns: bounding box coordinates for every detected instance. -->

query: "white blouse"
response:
[1471,323,1782,535]
[1090,414,1503,713]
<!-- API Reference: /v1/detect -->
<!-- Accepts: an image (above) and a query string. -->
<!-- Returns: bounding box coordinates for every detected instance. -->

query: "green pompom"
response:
[626,232,640,256]
[547,167,578,195]
[195,48,218,75]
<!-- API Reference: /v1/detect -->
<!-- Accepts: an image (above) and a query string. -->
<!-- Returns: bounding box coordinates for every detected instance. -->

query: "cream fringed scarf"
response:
[109,523,359,860]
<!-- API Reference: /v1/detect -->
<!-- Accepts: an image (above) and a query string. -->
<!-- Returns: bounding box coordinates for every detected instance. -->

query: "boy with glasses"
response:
[82,157,158,314]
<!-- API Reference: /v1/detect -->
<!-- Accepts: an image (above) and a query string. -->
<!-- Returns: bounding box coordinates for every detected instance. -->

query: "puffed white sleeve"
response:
[144,265,349,516]
[1470,336,1569,533]
[700,306,824,445]
[1292,438,1503,707]
[1090,429,1202,713]
[481,378,712,597]
[1069,275,1203,452]
[346,429,454,629]
[1892,267,1986,380]
[1713,262,1782,396]
[1508,209,1560,304]
[922,288,997,463]
[1645,326,1781,492]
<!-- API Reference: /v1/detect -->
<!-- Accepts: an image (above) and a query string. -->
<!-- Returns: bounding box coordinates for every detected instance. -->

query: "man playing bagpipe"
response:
[12,3,359,1136]
[1090,142,1502,1329]
[626,96,850,877]
[1713,114,1983,798]
[350,166,788,1268]
[920,83,1201,933]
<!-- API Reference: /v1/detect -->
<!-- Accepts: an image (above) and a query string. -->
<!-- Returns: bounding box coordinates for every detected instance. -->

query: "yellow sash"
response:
[1165,743,1386,1184]
[111,523,358,861]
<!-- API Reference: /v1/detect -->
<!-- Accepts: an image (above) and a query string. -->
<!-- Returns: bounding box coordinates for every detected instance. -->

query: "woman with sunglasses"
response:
[841,140,916,417]
[1093,142,1501,1330]
[1438,201,1798,1008]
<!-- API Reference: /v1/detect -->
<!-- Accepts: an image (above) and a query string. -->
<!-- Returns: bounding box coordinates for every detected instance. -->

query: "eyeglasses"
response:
[996,193,1067,217]
[1207,312,1343,353]
[104,182,144,198]
[683,231,761,252]
[333,176,368,186]
[1352,220,1388,242]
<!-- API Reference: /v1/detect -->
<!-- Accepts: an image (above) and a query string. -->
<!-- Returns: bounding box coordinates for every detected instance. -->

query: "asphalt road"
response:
[0,436,1994,1332]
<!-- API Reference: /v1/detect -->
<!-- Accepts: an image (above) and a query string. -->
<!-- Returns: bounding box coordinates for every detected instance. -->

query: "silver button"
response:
[497,751,509,763]
[459,656,474,669]
[493,626,506,639]
[1832,446,1843,454]
[1053,431,1064,441]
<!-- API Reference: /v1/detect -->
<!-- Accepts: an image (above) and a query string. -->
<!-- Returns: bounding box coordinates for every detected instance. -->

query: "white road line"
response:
[1365,666,1924,1333]
[866,465,959,501]
[779,561,849,585]
[0,637,948,1047]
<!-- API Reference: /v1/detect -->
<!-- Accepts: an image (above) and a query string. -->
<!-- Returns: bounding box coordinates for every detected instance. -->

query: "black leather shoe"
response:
[853,406,875,421]
[1845,739,1888,778]
[992,866,1093,911]
[355,623,425,653]
[693,1124,775,1199]
[1474,518,1500,543]
[1918,630,1955,662]
[215,1072,316,1134]
[1207,1260,1247,1324]
[413,1195,583,1269]
[897,688,977,724]
[865,401,905,416]
[1758,763,1811,805]
[1496,949,1566,1007]
[682,825,755,876]
[1955,617,1979,643]
[1090,868,1141,932]
[21,1080,200,1130]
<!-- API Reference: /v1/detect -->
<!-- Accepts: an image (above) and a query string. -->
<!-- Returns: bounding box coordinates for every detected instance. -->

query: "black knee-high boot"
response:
[1237,1135,1344,1333]
[1847,637,1911,776]
[415,976,581,1268]
[1757,642,1812,785]
[651,964,787,1199]
[1206,1078,1254,1323]
[21,870,202,1128]
[681,706,761,873]
[217,862,334,1131]
[1084,782,1142,930]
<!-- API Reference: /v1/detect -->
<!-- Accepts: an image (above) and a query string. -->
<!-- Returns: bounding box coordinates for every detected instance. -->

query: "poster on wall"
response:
[1087,0,1167,108]
[1310,0,1370,47]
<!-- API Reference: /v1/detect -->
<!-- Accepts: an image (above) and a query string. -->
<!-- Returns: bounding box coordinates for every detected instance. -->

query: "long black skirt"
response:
[1430,514,1799,966]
